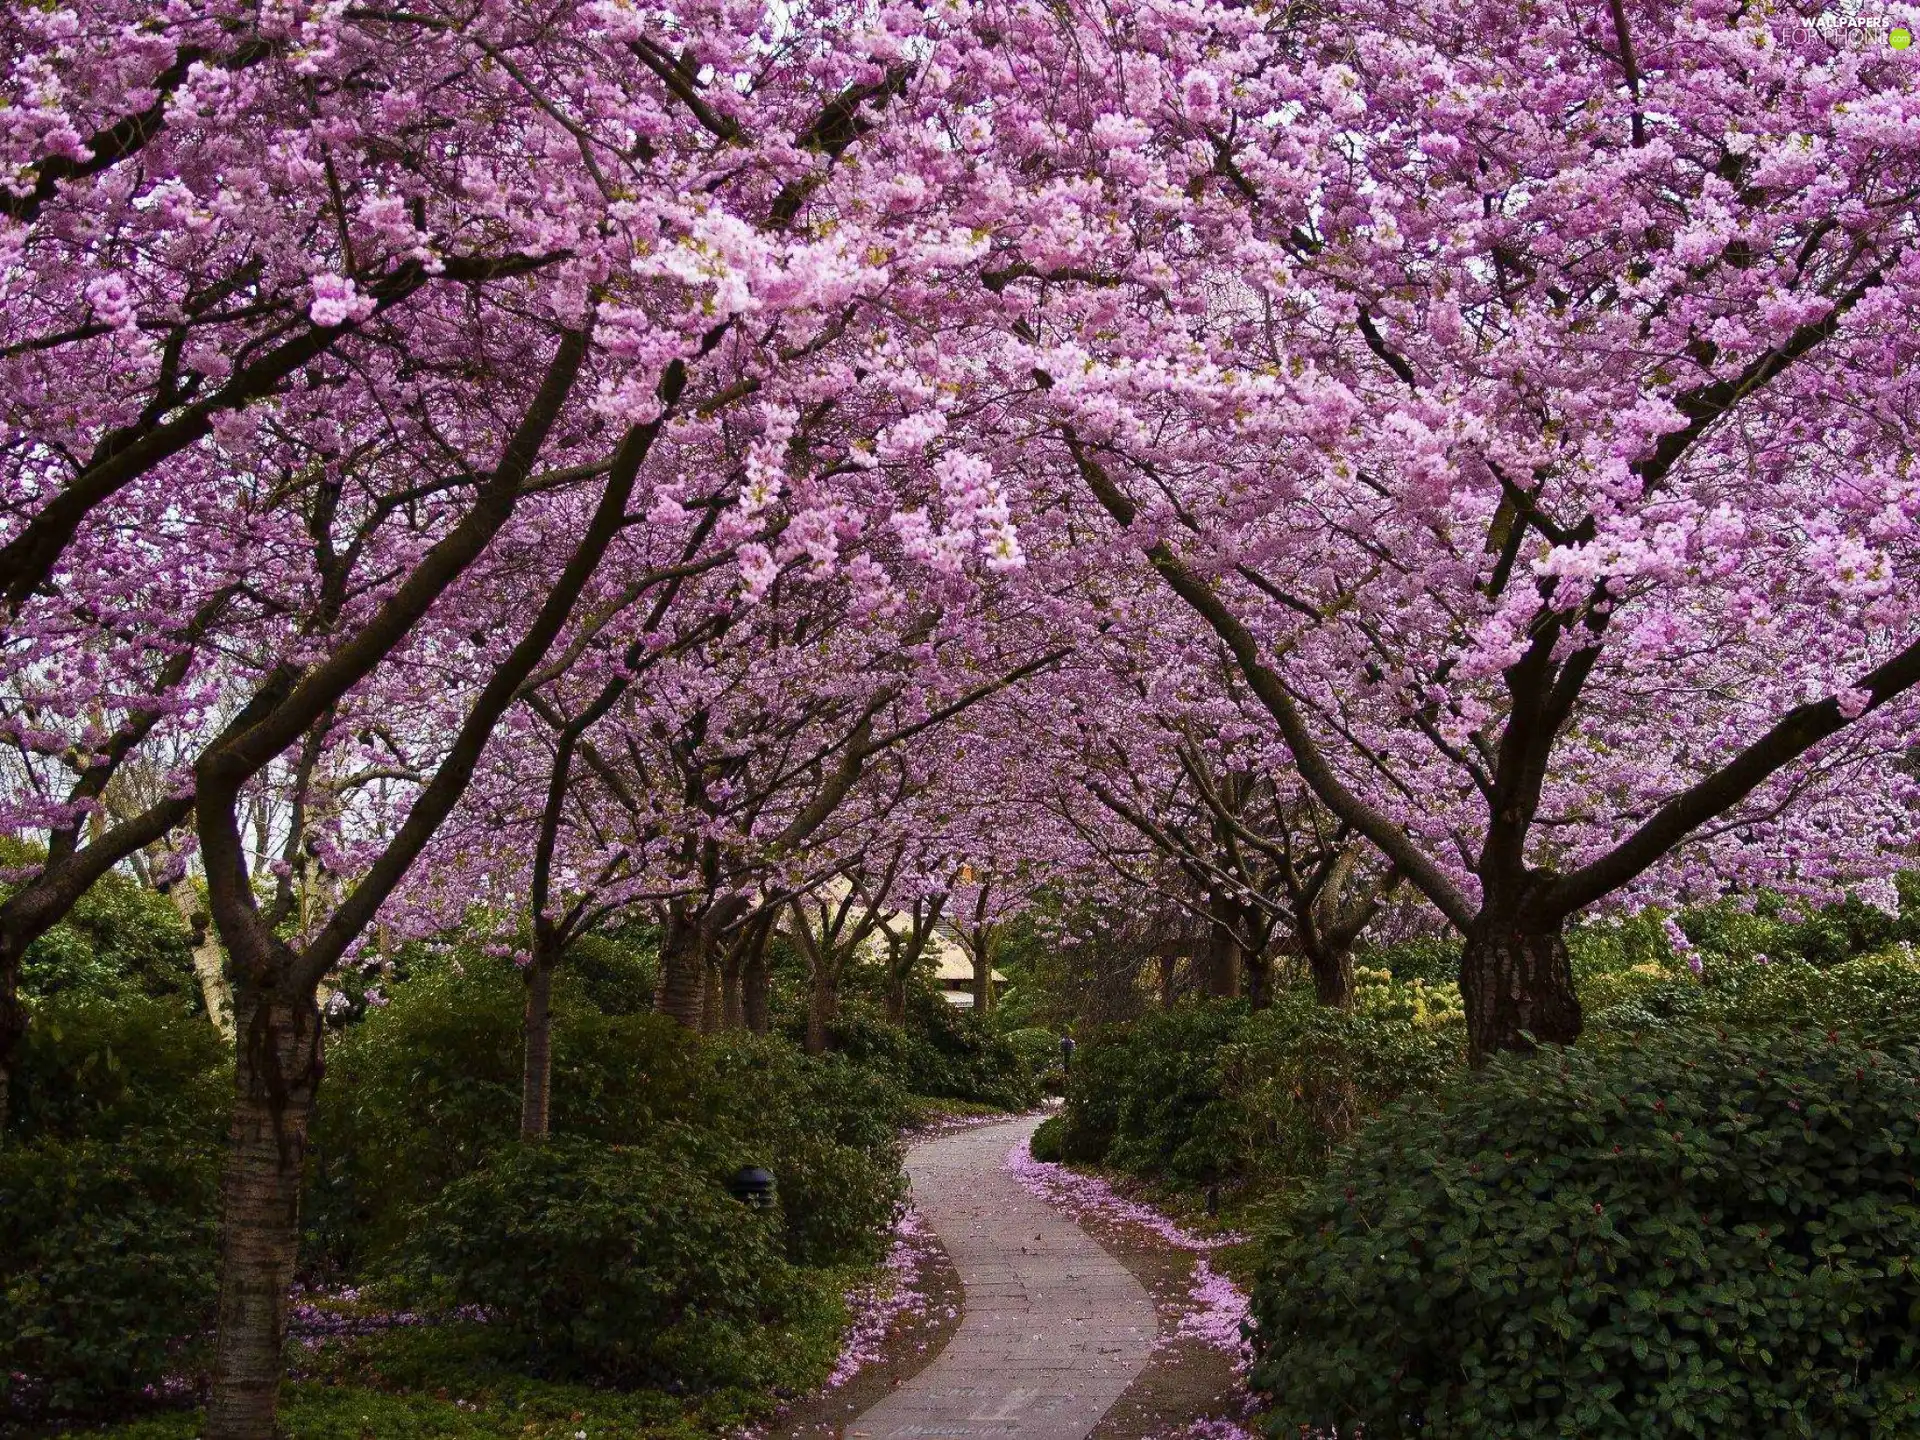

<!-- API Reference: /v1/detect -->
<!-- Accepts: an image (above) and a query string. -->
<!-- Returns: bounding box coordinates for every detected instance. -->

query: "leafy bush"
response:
[1,1135,220,1417]
[8,990,227,1143]
[791,991,1038,1111]
[1052,972,1463,1189]
[1678,879,1919,968]
[307,948,906,1277]
[0,1006,228,1436]
[1028,1112,1067,1162]
[1214,971,1463,1185]
[1091,1001,1248,1185]
[698,1038,906,1267]
[560,924,658,1015]
[0,838,198,1008]
[1,991,224,1420]
[1593,947,1920,1051]
[303,951,525,1272]
[1361,932,1462,984]
[402,1133,823,1389]
[1249,1025,1920,1438]
[1004,1025,1063,1088]
[1047,1020,1134,1162]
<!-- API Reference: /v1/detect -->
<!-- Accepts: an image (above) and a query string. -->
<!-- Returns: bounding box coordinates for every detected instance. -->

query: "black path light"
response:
[728,1165,776,1209]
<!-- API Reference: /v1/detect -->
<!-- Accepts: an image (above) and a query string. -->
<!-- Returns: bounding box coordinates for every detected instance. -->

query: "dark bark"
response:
[519,952,556,1142]
[877,895,941,1027]
[205,987,323,1440]
[1459,914,1580,1064]
[654,909,707,1029]
[720,952,745,1031]
[970,951,993,1012]
[1202,897,1243,1000]
[965,919,997,1014]
[743,941,772,1034]
[701,955,723,1034]
[719,914,772,1032]
[806,965,839,1055]
[1304,938,1355,1008]
[1244,948,1274,1010]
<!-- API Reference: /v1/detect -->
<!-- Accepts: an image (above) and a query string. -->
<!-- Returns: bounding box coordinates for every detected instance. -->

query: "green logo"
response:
[1893,25,1915,49]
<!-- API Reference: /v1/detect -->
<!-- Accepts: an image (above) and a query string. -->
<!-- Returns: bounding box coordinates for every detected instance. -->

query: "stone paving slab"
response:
[848,1114,1157,1440]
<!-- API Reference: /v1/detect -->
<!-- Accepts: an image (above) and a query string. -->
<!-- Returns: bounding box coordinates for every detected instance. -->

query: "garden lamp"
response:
[728,1165,776,1209]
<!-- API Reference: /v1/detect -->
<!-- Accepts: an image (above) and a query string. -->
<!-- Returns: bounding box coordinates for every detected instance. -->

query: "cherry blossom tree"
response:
[4,4,1919,1436]
[988,0,1920,1059]
[3,0,1008,1430]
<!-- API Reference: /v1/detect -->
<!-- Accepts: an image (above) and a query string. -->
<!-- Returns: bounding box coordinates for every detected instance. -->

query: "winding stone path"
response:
[849,1114,1157,1440]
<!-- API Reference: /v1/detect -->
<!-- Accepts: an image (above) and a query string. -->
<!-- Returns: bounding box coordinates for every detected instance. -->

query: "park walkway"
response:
[848,1114,1158,1440]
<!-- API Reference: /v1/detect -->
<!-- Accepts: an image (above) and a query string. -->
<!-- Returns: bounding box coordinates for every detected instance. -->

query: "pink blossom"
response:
[307,274,374,328]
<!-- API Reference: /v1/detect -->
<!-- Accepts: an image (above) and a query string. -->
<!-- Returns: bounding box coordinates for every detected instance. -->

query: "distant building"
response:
[931,938,1006,1007]
[777,879,1007,1006]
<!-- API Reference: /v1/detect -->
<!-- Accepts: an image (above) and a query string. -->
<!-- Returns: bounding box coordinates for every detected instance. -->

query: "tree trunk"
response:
[743,941,771,1035]
[1204,930,1241,999]
[1244,948,1274,1011]
[520,954,555,1142]
[1459,915,1581,1063]
[205,989,323,1440]
[172,885,236,1041]
[1203,896,1244,999]
[1305,940,1355,1008]
[721,950,745,1031]
[701,955,723,1033]
[970,944,993,1013]
[885,975,907,1024]
[654,911,706,1029]
[806,965,838,1055]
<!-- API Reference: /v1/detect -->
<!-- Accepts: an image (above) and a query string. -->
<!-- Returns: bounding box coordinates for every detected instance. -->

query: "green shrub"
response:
[1215,971,1463,1186]
[1028,1112,1067,1162]
[402,1133,821,1389]
[702,1040,906,1267]
[0,1133,220,1417]
[1094,1001,1248,1185]
[1050,1019,1143,1163]
[307,950,905,1278]
[2,844,199,1008]
[560,925,658,1015]
[790,992,1038,1111]
[1249,1025,1920,1438]
[0,992,226,1418]
[1004,1026,1063,1088]
[1593,948,1920,1051]
[1361,932,1462,984]
[8,990,227,1143]
[1054,973,1463,1189]
[767,1128,902,1267]
[303,951,525,1272]
[1680,881,1919,968]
